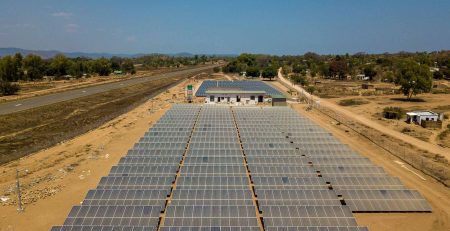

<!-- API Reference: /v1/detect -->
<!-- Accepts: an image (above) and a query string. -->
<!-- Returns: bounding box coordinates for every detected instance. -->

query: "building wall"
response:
[205,93,268,105]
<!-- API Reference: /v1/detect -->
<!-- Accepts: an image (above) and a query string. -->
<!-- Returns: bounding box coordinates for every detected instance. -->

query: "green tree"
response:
[291,74,308,86]
[23,54,45,80]
[0,56,15,81]
[121,59,136,74]
[50,54,70,77]
[363,65,377,80]
[246,66,260,78]
[261,66,277,80]
[12,53,24,81]
[93,58,112,76]
[396,61,433,100]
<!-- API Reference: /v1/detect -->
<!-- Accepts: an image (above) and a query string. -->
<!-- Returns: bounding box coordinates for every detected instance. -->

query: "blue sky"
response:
[1,0,449,55]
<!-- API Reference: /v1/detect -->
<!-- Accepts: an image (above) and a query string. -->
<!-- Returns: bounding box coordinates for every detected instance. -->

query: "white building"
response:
[205,90,269,105]
[406,111,442,124]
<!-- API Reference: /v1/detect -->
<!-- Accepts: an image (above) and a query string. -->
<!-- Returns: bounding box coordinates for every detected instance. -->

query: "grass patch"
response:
[383,106,404,119]
[338,99,369,106]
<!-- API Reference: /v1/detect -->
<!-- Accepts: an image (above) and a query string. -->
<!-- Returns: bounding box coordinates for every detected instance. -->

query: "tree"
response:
[121,59,136,74]
[261,66,277,80]
[12,53,24,81]
[0,56,15,82]
[433,71,444,79]
[329,59,348,79]
[291,74,308,86]
[246,66,260,78]
[93,58,112,76]
[292,64,305,74]
[213,67,221,73]
[396,61,432,100]
[23,54,45,80]
[0,81,20,95]
[50,54,70,77]
[363,65,377,80]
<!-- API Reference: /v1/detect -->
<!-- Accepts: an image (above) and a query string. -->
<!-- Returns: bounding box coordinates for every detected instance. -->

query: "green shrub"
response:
[383,106,404,119]
[0,81,20,96]
[338,99,369,106]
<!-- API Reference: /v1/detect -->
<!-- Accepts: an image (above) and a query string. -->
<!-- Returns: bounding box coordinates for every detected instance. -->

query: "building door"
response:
[258,95,263,102]
[218,97,221,102]
[210,95,215,102]
[236,95,241,102]
[227,97,230,102]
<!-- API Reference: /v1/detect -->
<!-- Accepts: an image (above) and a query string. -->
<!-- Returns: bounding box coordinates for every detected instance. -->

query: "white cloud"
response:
[65,23,79,32]
[52,12,73,17]
[127,36,137,42]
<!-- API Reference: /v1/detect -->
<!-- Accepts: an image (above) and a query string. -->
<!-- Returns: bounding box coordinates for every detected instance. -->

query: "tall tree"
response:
[23,54,45,80]
[261,66,277,80]
[0,56,15,82]
[50,54,70,77]
[246,66,260,78]
[363,65,377,80]
[12,53,24,81]
[396,61,432,100]
[329,59,348,79]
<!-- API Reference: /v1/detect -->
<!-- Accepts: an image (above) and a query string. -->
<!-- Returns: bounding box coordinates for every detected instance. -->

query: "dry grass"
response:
[0,75,190,164]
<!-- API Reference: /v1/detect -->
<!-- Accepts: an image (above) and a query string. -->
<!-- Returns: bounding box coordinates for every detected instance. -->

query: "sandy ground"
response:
[0,77,201,231]
[291,103,450,231]
[325,94,450,147]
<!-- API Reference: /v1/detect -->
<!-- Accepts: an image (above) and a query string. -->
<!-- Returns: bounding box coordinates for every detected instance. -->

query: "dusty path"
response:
[277,69,450,160]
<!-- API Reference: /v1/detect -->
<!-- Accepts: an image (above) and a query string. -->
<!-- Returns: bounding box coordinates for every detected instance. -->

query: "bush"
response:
[338,99,369,106]
[0,81,20,96]
[213,67,221,73]
[383,106,404,119]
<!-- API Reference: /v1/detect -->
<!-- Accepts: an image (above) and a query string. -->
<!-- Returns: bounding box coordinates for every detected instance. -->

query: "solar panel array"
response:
[195,80,283,97]
[53,104,431,231]
[162,105,260,230]
[52,105,201,231]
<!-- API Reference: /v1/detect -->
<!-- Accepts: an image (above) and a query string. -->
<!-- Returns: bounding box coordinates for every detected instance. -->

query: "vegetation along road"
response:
[0,64,218,115]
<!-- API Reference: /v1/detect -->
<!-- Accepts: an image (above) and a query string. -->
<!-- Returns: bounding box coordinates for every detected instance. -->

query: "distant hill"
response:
[0,48,237,59]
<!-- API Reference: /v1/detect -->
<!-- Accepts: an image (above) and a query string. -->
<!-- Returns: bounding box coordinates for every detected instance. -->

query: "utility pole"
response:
[16,169,23,212]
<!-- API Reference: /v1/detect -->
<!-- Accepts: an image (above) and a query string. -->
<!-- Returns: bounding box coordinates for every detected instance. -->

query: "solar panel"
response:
[52,104,431,231]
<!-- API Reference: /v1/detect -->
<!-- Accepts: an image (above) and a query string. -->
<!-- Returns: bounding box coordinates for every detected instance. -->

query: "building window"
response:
[210,95,214,102]
[250,96,255,100]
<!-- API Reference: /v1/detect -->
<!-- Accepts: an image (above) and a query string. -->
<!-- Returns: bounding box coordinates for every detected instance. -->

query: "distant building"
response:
[406,111,442,124]
[356,74,369,80]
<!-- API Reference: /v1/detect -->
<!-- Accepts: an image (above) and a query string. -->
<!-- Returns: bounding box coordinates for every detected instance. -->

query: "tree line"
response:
[222,51,450,99]
[0,53,222,95]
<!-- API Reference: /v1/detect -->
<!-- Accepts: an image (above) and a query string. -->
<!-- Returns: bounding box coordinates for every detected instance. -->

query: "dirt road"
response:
[277,69,450,160]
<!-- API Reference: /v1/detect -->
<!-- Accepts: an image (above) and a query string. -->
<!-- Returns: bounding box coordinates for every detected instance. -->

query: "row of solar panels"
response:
[52,105,203,231]
[233,107,431,214]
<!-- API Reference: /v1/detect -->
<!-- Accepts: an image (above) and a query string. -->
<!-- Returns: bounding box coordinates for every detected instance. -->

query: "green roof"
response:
[271,94,287,99]
[205,90,266,94]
